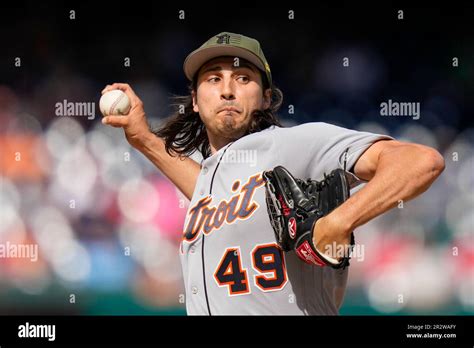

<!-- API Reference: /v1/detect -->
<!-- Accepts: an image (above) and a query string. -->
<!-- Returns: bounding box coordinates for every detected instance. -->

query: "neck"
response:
[209,136,234,155]
[207,128,248,156]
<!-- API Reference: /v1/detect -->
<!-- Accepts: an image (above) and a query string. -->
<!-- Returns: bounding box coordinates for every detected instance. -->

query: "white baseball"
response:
[99,90,131,116]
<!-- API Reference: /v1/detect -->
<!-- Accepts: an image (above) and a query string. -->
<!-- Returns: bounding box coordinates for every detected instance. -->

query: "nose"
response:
[220,77,235,101]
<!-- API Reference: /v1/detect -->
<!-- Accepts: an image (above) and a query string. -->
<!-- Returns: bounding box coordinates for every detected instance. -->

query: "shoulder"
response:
[240,122,354,144]
[272,122,345,135]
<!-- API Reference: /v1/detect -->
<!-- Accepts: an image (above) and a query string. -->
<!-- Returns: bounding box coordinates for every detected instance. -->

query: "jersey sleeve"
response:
[273,122,393,180]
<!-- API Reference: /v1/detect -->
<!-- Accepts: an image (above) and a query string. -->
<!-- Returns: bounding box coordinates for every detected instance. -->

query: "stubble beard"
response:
[218,114,249,140]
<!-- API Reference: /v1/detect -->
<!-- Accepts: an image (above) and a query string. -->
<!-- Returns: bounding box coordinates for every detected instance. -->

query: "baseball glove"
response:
[262,166,355,269]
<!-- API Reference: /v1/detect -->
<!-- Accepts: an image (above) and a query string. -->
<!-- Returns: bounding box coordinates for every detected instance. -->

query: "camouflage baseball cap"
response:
[183,32,272,86]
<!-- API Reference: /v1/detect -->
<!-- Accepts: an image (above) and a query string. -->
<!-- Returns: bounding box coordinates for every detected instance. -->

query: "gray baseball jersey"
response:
[179,122,392,315]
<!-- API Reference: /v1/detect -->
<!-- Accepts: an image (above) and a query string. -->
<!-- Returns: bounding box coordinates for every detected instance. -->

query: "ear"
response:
[192,90,199,113]
[263,88,272,110]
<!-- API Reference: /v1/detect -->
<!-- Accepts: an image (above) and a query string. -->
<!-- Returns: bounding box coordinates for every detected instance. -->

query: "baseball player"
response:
[102,32,445,315]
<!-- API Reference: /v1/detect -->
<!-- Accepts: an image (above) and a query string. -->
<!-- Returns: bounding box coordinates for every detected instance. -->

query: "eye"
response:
[237,75,250,83]
[207,76,220,83]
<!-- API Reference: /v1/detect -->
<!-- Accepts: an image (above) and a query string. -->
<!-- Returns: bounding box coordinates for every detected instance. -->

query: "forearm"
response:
[100,83,201,200]
[330,144,445,232]
[135,132,201,200]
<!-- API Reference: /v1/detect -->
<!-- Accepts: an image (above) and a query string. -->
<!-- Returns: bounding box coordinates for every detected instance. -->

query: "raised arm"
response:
[101,83,200,200]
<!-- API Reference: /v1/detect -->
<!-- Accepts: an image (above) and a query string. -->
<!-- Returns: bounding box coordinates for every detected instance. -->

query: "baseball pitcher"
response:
[101,32,445,315]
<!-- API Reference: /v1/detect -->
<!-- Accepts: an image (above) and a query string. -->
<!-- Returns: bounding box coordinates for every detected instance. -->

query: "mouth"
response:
[218,106,241,114]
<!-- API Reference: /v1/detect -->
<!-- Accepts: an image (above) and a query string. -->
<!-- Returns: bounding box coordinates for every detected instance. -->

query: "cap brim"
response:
[183,46,266,81]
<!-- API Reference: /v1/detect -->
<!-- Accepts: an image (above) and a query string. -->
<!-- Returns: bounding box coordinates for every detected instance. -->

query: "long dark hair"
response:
[153,76,283,159]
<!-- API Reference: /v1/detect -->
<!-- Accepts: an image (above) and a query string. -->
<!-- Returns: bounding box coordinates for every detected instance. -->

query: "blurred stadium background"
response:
[0,3,473,315]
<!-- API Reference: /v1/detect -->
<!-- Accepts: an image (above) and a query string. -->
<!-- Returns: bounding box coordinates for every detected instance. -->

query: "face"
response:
[192,57,271,142]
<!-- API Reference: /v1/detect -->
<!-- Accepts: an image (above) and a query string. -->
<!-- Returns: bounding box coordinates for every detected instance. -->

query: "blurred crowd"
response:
[0,5,473,315]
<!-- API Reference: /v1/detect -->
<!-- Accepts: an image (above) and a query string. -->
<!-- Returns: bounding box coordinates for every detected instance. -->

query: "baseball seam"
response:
[109,92,126,115]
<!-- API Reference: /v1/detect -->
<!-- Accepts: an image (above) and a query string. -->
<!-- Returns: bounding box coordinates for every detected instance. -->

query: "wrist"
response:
[132,130,156,151]
[310,217,345,266]
[312,209,352,244]
[326,204,356,237]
